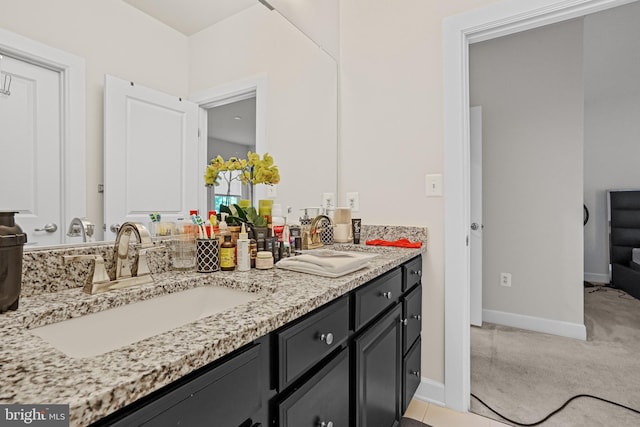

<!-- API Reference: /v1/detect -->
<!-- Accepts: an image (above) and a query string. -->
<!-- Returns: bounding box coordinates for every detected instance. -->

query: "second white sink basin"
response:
[31,286,259,358]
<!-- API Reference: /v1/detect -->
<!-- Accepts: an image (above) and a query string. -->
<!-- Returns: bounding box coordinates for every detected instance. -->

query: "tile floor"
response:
[404,399,511,427]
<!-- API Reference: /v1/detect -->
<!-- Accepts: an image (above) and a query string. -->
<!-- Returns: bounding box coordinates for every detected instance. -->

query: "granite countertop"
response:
[0,243,424,426]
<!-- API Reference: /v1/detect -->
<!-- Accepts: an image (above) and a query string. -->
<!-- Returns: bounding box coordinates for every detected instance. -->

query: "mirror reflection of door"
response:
[205,96,256,212]
[0,54,62,246]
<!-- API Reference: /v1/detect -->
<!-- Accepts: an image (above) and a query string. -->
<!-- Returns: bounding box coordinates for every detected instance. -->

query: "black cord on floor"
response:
[471,393,640,426]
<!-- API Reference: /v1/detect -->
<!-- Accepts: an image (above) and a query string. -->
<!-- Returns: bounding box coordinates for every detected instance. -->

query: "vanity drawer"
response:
[354,267,402,331]
[403,284,422,354]
[403,255,423,292]
[403,337,422,413]
[277,296,350,390]
[104,342,264,427]
[277,347,350,427]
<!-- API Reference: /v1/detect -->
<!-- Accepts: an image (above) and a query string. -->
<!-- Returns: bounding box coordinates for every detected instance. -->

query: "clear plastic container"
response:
[171,218,197,271]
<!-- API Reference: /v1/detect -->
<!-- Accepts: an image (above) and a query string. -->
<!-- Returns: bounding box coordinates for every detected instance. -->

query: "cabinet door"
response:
[403,284,422,355]
[277,348,350,427]
[354,304,402,427]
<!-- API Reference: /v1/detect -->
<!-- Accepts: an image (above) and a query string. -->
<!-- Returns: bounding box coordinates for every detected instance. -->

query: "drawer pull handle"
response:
[411,370,421,377]
[318,422,334,427]
[412,314,422,321]
[320,333,334,345]
[382,291,393,299]
[400,318,408,326]
[411,269,422,277]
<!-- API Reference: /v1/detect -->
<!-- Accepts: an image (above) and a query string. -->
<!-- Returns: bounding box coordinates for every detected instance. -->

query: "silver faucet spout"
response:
[112,222,154,280]
[67,217,95,242]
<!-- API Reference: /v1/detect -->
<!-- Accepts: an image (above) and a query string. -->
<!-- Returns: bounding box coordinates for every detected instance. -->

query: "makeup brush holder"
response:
[0,211,27,313]
[196,239,220,273]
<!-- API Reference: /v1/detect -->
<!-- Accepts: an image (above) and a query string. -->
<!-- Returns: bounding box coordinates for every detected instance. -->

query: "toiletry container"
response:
[220,234,236,271]
[0,211,27,313]
[236,224,251,272]
[172,217,197,271]
[256,251,274,269]
[333,207,352,243]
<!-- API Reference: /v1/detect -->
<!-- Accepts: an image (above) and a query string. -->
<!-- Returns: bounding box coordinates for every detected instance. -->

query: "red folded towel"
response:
[365,238,422,248]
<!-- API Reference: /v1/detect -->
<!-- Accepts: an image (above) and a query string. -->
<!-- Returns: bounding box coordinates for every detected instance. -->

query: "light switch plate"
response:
[425,174,443,197]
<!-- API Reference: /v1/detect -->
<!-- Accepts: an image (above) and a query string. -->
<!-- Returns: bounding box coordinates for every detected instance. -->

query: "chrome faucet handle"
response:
[63,255,111,294]
[135,244,165,277]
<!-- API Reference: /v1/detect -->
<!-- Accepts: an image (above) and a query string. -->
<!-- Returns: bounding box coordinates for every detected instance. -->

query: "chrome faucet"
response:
[112,222,155,280]
[63,222,156,294]
[67,217,95,242]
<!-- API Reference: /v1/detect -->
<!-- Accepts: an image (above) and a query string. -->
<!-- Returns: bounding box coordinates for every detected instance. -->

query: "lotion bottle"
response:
[237,223,251,272]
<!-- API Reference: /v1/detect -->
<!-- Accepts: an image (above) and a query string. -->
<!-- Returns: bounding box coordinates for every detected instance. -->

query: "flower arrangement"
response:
[204,152,280,189]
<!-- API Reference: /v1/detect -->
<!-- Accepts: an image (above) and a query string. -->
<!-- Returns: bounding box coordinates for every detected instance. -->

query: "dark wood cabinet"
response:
[354,304,403,427]
[94,255,423,427]
[276,295,350,390]
[403,337,422,413]
[354,268,403,331]
[96,338,269,427]
[402,284,422,354]
[276,348,350,427]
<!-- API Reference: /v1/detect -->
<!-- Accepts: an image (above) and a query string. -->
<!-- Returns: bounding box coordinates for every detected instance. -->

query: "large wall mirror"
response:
[0,0,337,247]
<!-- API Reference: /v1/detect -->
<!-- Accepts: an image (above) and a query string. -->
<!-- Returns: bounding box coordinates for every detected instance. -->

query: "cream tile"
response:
[423,403,492,427]
[404,398,429,421]
[489,420,511,427]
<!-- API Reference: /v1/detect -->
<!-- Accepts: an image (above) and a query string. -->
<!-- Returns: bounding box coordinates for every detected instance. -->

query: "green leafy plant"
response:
[220,204,267,227]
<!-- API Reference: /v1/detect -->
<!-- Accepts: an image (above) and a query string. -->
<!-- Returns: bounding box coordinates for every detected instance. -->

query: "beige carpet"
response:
[470,285,640,426]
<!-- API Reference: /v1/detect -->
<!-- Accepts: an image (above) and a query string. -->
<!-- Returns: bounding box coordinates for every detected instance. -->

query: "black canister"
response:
[0,211,27,313]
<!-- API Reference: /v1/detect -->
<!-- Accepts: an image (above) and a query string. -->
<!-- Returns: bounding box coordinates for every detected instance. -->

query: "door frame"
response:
[190,74,268,214]
[0,27,85,242]
[442,0,637,412]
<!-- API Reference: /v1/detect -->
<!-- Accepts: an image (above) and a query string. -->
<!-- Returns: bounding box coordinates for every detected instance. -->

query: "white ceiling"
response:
[122,0,258,36]
[207,98,256,146]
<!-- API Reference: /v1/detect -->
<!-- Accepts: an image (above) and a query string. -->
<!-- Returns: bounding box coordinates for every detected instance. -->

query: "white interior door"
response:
[0,55,62,246]
[470,106,483,327]
[104,75,199,240]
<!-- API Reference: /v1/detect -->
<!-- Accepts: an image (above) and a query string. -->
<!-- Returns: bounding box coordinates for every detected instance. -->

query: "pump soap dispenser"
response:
[0,211,27,313]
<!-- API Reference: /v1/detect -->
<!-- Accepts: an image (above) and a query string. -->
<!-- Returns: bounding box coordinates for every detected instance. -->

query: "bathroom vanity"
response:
[0,226,426,427]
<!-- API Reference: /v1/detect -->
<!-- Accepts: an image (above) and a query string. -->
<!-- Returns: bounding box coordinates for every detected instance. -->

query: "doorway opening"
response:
[443,0,637,412]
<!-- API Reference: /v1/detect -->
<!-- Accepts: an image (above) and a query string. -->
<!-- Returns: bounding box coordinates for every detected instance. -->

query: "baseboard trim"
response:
[483,309,587,340]
[413,377,445,407]
[584,272,609,284]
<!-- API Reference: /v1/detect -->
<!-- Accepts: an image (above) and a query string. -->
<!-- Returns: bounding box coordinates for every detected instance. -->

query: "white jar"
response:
[255,251,274,270]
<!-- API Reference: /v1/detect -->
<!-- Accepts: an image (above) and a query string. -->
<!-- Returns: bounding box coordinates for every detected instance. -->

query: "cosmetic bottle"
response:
[220,234,236,271]
[236,223,251,272]
[272,204,286,242]
[249,229,258,268]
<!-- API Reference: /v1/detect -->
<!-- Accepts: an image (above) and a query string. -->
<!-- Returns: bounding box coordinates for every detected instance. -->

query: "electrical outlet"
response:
[346,192,360,212]
[266,185,277,198]
[500,272,512,287]
[322,193,335,210]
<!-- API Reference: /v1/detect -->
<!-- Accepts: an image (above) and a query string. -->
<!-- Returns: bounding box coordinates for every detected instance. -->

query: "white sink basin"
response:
[31,286,259,358]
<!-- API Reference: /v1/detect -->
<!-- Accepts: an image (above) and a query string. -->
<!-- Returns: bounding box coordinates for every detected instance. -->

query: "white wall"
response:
[583,2,640,283]
[339,0,502,384]
[470,20,585,325]
[0,0,189,240]
[189,5,338,219]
